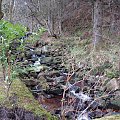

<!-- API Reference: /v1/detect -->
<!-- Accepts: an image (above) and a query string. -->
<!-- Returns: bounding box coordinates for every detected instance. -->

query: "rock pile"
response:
[18,41,69,98]
[14,39,120,119]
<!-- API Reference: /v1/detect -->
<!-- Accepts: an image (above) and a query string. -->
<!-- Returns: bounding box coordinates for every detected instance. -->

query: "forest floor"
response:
[0,34,120,120]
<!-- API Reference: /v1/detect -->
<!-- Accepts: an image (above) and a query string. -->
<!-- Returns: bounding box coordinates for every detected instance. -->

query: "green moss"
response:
[91,61,113,76]
[11,79,58,120]
[0,81,6,103]
[95,115,120,120]
[91,66,105,76]
[106,70,120,79]
[0,79,57,120]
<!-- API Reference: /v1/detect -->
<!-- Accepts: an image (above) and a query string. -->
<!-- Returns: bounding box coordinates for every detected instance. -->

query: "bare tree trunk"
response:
[110,1,117,37]
[47,10,54,36]
[93,0,103,48]
[9,0,15,22]
[0,0,3,20]
[26,3,44,26]
[47,0,55,36]
[58,0,63,35]
[31,16,34,32]
[58,10,62,35]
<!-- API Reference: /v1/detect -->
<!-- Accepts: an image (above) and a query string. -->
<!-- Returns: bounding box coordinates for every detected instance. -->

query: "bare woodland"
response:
[0,0,120,120]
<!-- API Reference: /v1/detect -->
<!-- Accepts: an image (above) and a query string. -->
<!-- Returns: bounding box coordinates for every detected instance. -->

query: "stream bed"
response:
[13,40,120,120]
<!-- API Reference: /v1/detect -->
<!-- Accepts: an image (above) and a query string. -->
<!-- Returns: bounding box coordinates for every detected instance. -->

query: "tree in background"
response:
[0,0,3,19]
[93,0,103,48]
[1,0,120,42]
[9,0,15,22]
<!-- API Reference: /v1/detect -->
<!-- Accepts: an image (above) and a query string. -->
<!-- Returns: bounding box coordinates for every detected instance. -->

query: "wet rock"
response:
[110,94,120,107]
[23,60,29,65]
[31,84,43,93]
[44,75,66,83]
[26,65,47,75]
[34,66,46,73]
[46,71,61,77]
[77,112,90,120]
[95,109,104,118]
[40,57,53,64]
[41,46,48,53]
[9,40,21,52]
[30,55,38,62]
[103,78,120,107]
[38,76,49,90]
[45,88,63,96]
[33,48,42,56]
[22,78,39,87]
[17,52,25,61]
[53,57,62,64]
[37,72,47,79]
[29,71,38,78]
[25,51,34,59]
[104,78,120,92]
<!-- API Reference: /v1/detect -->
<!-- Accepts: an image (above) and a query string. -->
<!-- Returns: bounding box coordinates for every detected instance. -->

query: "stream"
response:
[17,41,68,114]
[13,40,120,120]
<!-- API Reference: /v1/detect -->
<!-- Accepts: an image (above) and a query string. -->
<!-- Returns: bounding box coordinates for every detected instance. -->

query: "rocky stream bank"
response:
[11,39,120,120]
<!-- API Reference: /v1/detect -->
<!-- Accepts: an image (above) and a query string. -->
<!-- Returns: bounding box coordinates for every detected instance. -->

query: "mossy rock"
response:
[106,70,120,79]
[95,115,120,120]
[91,62,113,76]
[0,79,57,120]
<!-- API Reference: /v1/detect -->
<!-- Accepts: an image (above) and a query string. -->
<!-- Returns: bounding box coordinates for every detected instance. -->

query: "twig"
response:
[77,92,116,120]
